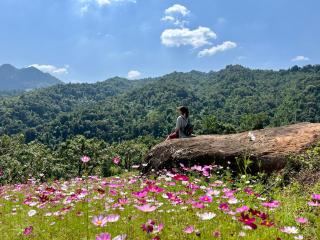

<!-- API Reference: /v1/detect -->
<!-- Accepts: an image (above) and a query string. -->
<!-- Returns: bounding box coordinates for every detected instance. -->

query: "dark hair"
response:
[177,106,189,118]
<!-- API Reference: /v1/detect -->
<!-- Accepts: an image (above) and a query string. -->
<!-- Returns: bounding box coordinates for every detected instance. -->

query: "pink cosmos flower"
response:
[118,198,129,205]
[236,205,249,213]
[135,204,157,212]
[106,214,120,222]
[23,226,33,236]
[173,174,189,181]
[113,156,121,165]
[199,195,212,203]
[295,217,308,224]
[81,155,91,163]
[96,233,111,240]
[308,201,320,206]
[192,201,205,209]
[92,215,108,227]
[132,190,148,198]
[184,225,195,234]
[312,194,320,201]
[146,185,164,193]
[262,200,280,208]
[219,203,229,211]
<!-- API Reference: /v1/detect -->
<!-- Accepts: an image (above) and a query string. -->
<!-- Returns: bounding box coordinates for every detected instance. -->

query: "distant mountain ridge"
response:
[0,64,62,91]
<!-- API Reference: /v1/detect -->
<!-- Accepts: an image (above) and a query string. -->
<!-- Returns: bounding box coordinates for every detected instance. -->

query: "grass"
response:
[0,164,320,240]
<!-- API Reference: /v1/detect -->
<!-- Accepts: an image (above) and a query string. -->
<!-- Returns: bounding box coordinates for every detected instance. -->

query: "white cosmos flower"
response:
[228,198,239,204]
[197,212,216,220]
[28,209,37,217]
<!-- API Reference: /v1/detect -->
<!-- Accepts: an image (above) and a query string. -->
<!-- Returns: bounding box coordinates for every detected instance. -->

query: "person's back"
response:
[176,115,189,138]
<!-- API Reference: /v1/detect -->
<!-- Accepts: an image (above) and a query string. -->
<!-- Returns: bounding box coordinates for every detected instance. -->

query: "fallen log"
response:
[142,123,320,173]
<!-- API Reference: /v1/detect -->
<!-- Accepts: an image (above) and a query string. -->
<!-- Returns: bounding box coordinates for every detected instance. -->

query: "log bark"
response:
[142,123,320,174]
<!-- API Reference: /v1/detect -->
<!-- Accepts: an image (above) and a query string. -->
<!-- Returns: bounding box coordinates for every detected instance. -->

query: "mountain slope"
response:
[0,64,320,146]
[0,64,62,90]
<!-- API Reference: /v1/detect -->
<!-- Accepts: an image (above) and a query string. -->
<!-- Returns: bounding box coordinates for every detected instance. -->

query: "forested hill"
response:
[0,64,319,147]
[0,64,62,91]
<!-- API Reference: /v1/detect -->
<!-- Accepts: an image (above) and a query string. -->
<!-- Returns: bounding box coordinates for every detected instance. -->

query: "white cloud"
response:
[161,27,217,48]
[127,70,141,79]
[161,15,175,22]
[28,64,69,74]
[291,55,310,62]
[162,4,190,27]
[165,4,190,16]
[78,0,135,13]
[198,41,237,57]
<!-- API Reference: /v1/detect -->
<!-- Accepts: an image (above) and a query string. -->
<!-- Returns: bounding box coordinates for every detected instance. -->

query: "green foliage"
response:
[201,115,236,134]
[0,134,157,184]
[0,65,320,148]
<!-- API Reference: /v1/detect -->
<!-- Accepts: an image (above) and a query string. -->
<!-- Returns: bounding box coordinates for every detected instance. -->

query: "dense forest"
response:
[1,64,320,145]
[0,64,320,183]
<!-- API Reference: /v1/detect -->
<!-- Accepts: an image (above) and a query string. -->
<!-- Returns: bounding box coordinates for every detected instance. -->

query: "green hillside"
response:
[0,65,320,147]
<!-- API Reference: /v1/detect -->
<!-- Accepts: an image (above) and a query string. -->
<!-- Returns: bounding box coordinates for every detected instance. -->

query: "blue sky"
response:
[0,0,319,83]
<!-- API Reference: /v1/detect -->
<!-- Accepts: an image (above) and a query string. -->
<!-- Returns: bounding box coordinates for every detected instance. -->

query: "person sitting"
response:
[166,106,193,140]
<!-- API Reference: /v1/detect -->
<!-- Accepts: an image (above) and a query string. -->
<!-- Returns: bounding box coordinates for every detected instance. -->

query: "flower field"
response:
[0,162,320,240]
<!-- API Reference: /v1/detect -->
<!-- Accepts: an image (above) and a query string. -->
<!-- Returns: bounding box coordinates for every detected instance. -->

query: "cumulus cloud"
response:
[198,41,237,57]
[127,70,141,79]
[165,4,190,16]
[29,64,69,74]
[162,4,190,27]
[291,55,310,62]
[161,27,217,48]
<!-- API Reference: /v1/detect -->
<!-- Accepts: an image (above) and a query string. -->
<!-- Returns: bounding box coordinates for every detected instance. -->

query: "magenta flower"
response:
[219,203,229,211]
[173,174,189,181]
[113,156,121,165]
[146,184,165,193]
[184,225,195,234]
[244,187,254,195]
[81,155,91,163]
[312,194,320,201]
[199,195,212,203]
[238,213,257,229]
[23,226,33,236]
[141,220,164,234]
[135,204,157,212]
[96,233,111,240]
[132,190,148,198]
[92,215,108,227]
[295,217,308,224]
